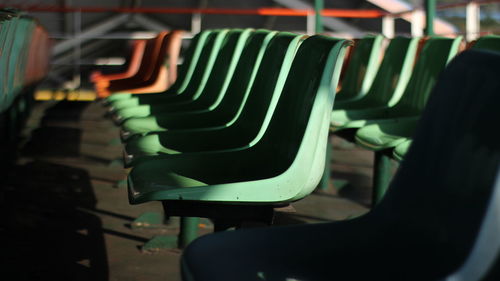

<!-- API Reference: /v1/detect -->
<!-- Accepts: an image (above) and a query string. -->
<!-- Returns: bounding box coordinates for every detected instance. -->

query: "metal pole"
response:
[425,0,436,36]
[73,9,82,90]
[372,151,392,207]
[314,0,324,33]
[178,217,199,248]
[307,13,315,35]
[191,13,202,34]
[411,9,424,37]
[466,1,480,42]
[382,15,395,39]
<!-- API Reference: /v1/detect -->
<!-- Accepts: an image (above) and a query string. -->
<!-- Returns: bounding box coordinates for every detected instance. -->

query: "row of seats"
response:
[328,34,500,205]
[97,28,349,247]
[93,30,183,98]
[94,29,500,280]
[182,49,500,281]
[0,9,51,160]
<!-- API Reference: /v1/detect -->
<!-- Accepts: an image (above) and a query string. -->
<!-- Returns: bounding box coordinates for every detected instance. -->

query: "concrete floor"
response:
[1,100,378,281]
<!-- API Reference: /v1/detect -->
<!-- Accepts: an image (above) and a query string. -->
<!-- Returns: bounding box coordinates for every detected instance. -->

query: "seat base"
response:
[161,200,285,230]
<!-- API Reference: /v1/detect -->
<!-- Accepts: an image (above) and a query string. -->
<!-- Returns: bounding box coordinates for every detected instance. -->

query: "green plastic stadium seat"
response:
[471,34,500,52]
[330,37,420,130]
[355,117,417,151]
[339,37,461,129]
[114,29,252,123]
[180,49,500,281]
[352,36,461,204]
[357,35,500,155]
[122,33,301,165]
[127,35,349,248]
[392,139,411,162]
[377,35,500,162]
[119,30,277,139]
[112,29,233,122]
[111,29,250,112]
[335,34,383,105]
[0,10,50,157]
[105,30,213,105]
[319,36,419,191]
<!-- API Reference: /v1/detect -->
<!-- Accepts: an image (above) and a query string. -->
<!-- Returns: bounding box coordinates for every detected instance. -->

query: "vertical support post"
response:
[466,1,480,42]
[307,13,315,35]
[314,0,324,33]
[382,16,395,39]
[191,13,202,34]
[63,0,74,36]
[319,136,332,190]
[73,9,82,90]
[372,151,392,206]
[178,217,199,249]
[411,9,424,37]
[425,0,436,36]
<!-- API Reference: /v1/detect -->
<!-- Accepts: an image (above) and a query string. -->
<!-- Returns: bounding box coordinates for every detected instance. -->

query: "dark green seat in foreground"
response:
[111,29,229,122]
[120,30,277,140]
[123,33,301,166]
[127,35,349,248]
[334,34,383,106]
[105,30,213,105]
[181,49,500,281]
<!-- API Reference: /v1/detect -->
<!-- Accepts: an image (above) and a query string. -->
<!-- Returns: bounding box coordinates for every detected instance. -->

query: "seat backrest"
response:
[390,36,462,116]
[0,14,19,112]
[471,35,500,52]
[124,39,146,79]
[0,14,13,112]
[25,24,47,86]
[165,30,184,86]
[442,167,500,281]
[373,50,500,279]
[128,31,168,83]
[212,30,277,119]
[167,30,212,94]
[337,34,383,100]
[227,33,303,142]
[174,29,229,99]
[139,31,169,83]
[134,30,178,87]
[193,29,253,107]
[355,36,420,107]
[11,17,35,100]
[247,35,349,199]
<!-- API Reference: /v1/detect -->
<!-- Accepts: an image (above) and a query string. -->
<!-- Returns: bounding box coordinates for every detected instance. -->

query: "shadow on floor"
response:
[0,161,109,281]
[21,126,83,157]
[41,100,100,121]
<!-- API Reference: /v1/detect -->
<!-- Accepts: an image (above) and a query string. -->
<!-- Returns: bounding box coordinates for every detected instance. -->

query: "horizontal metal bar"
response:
[0,5,386,18]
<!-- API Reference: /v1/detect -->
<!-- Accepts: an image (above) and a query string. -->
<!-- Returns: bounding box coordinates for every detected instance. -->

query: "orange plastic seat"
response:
[97,30,183,98]
[90,39,146,83]
[96,31,168,97]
